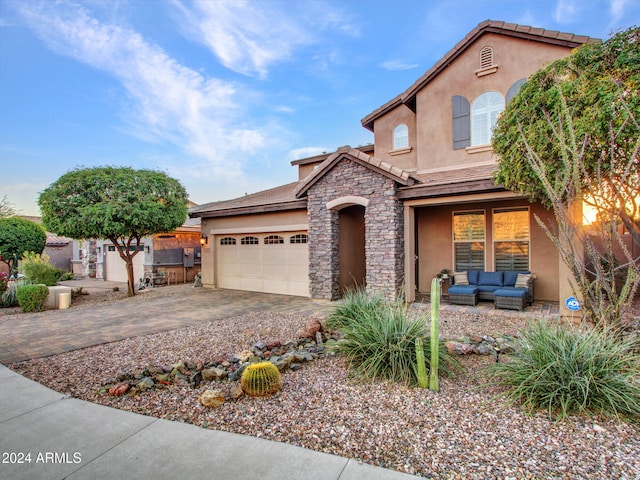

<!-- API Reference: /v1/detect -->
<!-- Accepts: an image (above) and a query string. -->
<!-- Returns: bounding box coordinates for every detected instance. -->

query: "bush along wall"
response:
[16,285,49,313]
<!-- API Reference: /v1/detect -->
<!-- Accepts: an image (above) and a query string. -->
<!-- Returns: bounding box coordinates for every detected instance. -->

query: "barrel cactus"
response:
[240,361,282,396]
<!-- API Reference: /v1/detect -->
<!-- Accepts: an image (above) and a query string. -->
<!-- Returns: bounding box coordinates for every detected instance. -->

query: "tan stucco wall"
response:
[416,199,559,301]
[372,104,417,171]
[371,34,574,172]
[199,209,308,288]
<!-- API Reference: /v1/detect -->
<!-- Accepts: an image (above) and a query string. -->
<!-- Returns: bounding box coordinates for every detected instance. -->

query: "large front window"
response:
[471,91,504,145]
[453,210,485,271]
[493,208,530,271]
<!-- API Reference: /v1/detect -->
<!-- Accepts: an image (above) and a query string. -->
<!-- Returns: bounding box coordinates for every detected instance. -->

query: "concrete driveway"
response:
[0,282,331,365]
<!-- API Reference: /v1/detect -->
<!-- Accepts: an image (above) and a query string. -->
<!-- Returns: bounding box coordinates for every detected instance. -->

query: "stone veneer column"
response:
[306,157,404,300]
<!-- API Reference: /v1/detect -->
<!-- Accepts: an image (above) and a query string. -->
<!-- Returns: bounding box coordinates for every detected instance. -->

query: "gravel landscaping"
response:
[7,288,640,480]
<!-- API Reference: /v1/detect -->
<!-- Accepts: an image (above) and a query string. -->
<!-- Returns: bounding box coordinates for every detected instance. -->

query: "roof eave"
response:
[189,200,307,219]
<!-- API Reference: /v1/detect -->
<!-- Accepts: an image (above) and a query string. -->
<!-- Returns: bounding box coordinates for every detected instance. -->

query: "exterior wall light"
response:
[200,233,208,246]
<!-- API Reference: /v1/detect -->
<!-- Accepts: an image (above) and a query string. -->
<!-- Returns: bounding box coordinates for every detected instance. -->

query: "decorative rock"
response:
[190,371,203,388]
[445,341,475,355]
[236,350,255,362]
[474,344,493,356]
[136,377,155,391]
[315,331,323,346]
[296,319,323,339]
[147,365,165,376]
[201,367,227,382]
[229,383,244,400]
[108,382,130,396]
[199,389,225,408]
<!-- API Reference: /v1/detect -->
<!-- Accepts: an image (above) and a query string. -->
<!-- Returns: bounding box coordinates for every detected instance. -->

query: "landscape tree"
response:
[38,167,188,296]
[0,195,20,218]
[492,26,639,328]
[0,217,46,276]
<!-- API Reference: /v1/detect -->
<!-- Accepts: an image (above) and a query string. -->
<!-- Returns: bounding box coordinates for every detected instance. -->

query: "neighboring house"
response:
[190,20,598,315]
[77,203,202,284]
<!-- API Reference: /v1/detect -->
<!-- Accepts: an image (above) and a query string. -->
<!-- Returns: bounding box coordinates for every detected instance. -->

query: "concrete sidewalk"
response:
[0,364,418,480]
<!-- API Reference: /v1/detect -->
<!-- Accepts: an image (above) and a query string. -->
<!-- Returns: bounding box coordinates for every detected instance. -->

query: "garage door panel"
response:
[215,233,309,297]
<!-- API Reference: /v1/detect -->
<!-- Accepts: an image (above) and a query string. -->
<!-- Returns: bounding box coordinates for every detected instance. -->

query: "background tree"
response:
[0,195,20,218]
[38,167,188,296]
[0,217,46,276]
[492,26,639,329]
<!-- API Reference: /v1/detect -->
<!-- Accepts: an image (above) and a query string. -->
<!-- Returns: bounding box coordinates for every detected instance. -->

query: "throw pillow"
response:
[454,271,469,285]
[515,274,531,288]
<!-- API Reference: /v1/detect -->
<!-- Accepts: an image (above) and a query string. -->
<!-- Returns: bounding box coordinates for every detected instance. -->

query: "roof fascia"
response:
[189,200,307,219]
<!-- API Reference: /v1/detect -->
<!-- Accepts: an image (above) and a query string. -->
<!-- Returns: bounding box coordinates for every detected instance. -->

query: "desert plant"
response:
[19,252,62,286]
[415,337,428,388]
[332,298,458,386]
[1,279,29,307]
[16,284,49,312]
[487,321,640,420]
[326,288,385,330]
[429,277,440,392]
[0,272,8,293]
[241,361,282,396]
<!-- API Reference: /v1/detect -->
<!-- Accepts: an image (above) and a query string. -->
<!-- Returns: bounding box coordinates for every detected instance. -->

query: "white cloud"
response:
[380,60,419,71]
[554,0,580,24]
[16,1,269,178]
[174,0,311,79]
[610,0,629,23]
[288,147,328,161]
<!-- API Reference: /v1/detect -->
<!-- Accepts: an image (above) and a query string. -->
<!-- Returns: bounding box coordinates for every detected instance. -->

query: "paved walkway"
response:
[0,282,332,364]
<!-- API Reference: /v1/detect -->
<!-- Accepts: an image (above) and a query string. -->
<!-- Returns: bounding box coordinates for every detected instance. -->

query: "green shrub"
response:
[331,296,458,386]
[19,252,62,286]
[0,272,8,293]
[59,271,74,281]
[326,288,385,330]
[1,279,29,307]
[16,284,49,312]
[487,321,640,420]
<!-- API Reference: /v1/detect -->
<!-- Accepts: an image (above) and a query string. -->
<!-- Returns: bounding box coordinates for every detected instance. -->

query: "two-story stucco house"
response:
[190,20,597,315]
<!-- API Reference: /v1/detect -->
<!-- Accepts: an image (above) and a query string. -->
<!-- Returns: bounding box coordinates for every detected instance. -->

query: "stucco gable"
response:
[361,19,598,131]
[294,146,415,198]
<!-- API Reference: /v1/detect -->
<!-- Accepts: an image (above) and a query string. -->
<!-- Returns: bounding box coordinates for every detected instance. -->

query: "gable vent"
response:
[480,46,493,69]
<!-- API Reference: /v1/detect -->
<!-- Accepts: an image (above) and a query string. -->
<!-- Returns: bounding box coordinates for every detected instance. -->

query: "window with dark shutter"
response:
[506,78,526,104]
[452,95,470,150]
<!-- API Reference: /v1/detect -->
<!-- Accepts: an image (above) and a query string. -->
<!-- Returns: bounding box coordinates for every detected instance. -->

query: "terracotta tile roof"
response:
[189,182,305,218]
[361,19,598,131]
[294,146,416,198]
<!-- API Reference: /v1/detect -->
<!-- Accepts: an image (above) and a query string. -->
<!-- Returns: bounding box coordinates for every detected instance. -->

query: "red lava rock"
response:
[108,382,130,396]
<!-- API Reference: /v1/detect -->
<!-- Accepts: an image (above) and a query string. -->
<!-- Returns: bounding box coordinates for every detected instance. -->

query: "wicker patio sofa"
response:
[448,270,534,310]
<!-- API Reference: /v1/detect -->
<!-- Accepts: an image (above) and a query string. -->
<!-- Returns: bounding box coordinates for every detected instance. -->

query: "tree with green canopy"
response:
[492,26,639,328]
[0,217,46,276]
[38,167,188,296]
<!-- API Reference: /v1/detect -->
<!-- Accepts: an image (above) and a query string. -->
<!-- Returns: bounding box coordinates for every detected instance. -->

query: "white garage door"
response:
[216,232,309,297]
[105,245,145,283]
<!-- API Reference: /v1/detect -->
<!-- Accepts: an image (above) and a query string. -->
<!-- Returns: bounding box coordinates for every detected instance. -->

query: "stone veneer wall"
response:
[307,157,404,300]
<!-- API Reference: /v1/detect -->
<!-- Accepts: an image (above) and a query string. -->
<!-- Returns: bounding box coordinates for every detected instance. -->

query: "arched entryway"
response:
[338,205,366,294]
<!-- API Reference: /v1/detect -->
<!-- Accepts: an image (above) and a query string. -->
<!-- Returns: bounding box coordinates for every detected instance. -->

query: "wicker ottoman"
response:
[448,285,479,306]
[494,288,527,311]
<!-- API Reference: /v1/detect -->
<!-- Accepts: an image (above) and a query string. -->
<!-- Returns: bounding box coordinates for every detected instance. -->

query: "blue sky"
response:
[1,0,638,216]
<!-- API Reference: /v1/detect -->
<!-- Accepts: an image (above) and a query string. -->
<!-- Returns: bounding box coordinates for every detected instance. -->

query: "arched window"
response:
[264,235,284,244]
[241,236,259,245]
[471,92,504,146]
[219,237,236,245]
[393,124,409,150]
[290,234,308,244]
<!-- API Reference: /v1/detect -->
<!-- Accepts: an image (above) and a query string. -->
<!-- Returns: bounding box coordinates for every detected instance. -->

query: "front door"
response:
[338,205,366,294]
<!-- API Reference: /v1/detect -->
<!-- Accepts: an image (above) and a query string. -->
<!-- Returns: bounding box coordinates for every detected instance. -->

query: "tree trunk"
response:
[125,255,135,297]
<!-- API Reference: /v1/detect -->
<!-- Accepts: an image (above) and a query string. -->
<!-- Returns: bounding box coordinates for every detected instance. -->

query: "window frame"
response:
[240,236,259,245]
[264,235,284,245]
[290,234,308,244]
[219,237,237,245]
[392,124,409,150]
[452,209,486,272]
[492,207,530,271]
[471,91,505,146]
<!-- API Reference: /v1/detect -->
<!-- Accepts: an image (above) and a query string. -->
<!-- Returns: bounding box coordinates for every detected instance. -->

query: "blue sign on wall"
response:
[565,296,582,311]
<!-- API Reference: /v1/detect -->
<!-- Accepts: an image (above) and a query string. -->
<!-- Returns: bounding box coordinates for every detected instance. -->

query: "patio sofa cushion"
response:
[448,284,478,295]
[467,270,481,285]
[453,271,469,285]
[478,271,503,286]
[493,287,527,298]
[477,284,501,295]
[503,270,530,287]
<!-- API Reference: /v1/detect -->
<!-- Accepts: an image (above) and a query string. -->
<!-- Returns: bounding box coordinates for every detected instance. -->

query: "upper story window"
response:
[392,124,409,150]
[471,92,504,146]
